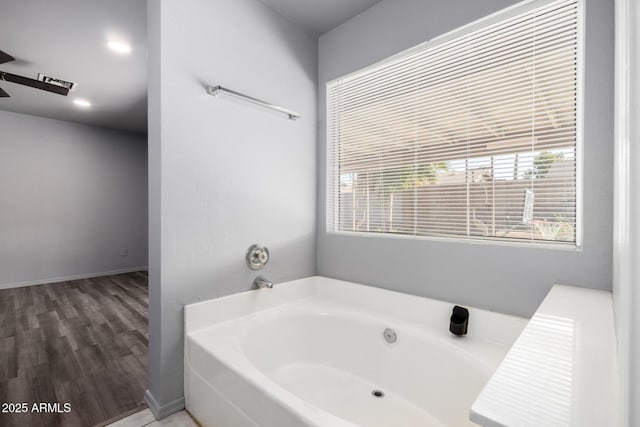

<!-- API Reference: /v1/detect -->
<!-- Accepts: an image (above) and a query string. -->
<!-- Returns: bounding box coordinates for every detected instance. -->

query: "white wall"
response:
[146,0,317,417]
[613,0,640,424]
[0,110,148,288]
[317,0,615,318]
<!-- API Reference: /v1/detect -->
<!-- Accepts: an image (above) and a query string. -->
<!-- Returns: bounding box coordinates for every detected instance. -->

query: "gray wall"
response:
[317,0,614,318]
[0,110,148,289]
[146,0,317,416]
[613,0,640,424]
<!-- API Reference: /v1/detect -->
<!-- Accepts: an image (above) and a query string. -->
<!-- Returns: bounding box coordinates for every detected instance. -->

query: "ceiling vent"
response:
[37,73,78,91]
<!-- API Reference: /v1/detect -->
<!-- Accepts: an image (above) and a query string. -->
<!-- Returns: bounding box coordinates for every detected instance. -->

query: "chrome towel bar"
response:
[206,85,300,121]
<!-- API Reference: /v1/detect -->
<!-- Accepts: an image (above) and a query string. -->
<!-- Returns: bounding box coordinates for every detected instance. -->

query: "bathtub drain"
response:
[371,390,385,398]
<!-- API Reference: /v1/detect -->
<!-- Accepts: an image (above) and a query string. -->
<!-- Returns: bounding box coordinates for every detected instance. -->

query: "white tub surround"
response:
[184,276,526,427]
[470,285,620,427]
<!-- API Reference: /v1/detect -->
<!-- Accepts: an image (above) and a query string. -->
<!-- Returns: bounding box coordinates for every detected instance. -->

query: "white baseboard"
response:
[144,389,185,420]
[0,266,148,290]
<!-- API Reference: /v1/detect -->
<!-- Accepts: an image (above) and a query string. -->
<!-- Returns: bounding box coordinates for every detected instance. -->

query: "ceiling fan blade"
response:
[0,71,69,96]
[0,86,9,97]
[0,50,15,65]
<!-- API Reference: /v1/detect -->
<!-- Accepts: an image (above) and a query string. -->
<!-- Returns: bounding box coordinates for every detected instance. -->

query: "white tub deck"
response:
[470,285,620,427]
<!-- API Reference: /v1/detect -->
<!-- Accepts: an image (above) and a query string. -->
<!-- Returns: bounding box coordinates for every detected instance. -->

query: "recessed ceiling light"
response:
[107,40,132,54]
[73,99,91,108]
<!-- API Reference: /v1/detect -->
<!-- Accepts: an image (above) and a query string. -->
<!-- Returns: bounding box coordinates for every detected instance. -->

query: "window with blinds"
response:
[326,0,581,246]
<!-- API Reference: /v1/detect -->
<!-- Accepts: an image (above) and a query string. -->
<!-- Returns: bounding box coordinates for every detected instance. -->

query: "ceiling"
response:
[260,0,383,35]
[0,0,147,133]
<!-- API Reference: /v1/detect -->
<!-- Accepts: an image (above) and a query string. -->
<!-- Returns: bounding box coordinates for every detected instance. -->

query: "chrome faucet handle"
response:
[246,244,269,270]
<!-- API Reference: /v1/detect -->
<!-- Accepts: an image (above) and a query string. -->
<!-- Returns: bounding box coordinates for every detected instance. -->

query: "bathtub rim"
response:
[184,275,528,347]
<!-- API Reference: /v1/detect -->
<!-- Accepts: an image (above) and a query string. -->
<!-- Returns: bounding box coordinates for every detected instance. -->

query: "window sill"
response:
[325,230,583,252]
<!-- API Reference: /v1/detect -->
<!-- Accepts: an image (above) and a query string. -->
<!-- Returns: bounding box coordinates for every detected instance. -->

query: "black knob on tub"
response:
[450,305,469,336]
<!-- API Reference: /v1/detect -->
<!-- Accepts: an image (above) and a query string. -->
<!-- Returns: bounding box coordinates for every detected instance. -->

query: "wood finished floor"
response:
[0,272,148,427]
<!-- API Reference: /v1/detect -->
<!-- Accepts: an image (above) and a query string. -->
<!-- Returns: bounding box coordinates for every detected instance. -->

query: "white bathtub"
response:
[184,276,526,427]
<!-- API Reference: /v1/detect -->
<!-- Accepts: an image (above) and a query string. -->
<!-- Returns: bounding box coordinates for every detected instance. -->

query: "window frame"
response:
[325,0,584,250]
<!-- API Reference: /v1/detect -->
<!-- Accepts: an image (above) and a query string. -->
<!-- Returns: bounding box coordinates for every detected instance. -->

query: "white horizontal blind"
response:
[327,0,580,246]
